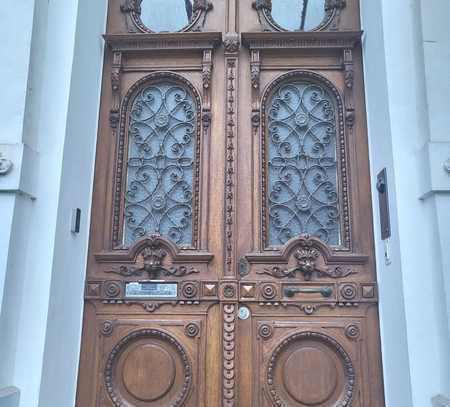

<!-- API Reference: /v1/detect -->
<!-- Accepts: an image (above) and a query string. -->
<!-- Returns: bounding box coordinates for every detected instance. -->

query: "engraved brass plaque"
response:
[125,282,178,298]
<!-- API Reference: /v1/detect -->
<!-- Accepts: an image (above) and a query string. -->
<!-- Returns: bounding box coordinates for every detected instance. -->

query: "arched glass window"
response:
[265,79,341,246]
[124,80,198,246]
[271,0,327,31]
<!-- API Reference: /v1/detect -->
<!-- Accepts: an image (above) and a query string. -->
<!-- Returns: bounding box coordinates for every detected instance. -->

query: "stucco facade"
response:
[0,1,449,406]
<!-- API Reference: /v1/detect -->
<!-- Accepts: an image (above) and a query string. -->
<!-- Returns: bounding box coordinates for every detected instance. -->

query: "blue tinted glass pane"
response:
[124,81,196,246]
[267,81,341,245]
[271,0,326,31]
[140,0,193,32]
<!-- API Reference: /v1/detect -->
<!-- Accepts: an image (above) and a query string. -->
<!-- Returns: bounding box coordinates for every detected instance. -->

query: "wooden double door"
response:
[76,0,385,406]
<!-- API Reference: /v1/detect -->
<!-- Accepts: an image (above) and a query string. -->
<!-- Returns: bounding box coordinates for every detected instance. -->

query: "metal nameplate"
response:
[125,282,178,298]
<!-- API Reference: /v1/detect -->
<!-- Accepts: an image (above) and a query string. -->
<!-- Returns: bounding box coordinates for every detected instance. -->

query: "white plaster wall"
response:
[362,0,450,405]
[37,0,107,405]
[0,0,106,406]
[360,1,414,405]
[420,0,450,398]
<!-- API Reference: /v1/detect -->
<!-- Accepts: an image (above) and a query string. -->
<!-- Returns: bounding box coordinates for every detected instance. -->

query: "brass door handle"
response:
[284,286,333,298]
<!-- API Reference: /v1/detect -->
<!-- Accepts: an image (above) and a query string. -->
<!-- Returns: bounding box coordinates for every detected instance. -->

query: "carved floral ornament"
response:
[258,235,357,281]
[104,234,210,278]
[253,0,347,32]
[121,0,213,34]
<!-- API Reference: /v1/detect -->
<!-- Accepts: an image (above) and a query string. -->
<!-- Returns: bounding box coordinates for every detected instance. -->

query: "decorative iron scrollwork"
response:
[124,80,198,246]
[264,78,342,246]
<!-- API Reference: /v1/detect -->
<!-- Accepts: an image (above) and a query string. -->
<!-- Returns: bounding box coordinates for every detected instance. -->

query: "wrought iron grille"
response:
[124,81,197,246]
[266,81,341,245]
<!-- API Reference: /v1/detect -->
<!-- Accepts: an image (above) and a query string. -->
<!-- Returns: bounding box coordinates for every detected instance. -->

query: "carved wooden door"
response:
[76,1,385,406]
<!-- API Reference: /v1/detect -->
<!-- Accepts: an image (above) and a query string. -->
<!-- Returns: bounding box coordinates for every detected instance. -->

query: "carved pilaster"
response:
[110,51,122,129]
[343,48,355,129]
[224,57,238,277]
[250,49,261,132]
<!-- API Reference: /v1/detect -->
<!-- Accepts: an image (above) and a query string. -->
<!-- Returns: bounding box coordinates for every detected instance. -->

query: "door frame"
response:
[11,0,438,406]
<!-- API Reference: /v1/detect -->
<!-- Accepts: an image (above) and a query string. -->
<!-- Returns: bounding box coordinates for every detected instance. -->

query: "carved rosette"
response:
[185,322,201,338]
[258,324,273,340]
[266,331,355,407]
[345,324,360,341]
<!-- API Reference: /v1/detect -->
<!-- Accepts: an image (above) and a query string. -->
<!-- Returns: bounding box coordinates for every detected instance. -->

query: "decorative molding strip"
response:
[224,57,238,276]
[242,31,362,51]
[222,304,237,407]
[103,32,222,53]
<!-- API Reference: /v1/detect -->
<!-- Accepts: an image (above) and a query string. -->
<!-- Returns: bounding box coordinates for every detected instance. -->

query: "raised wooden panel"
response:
[250,314,367,407]
[82,310,215,406]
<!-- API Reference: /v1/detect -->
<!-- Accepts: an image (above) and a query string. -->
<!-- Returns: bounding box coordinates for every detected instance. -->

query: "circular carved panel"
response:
[105,329,192,407]
[122,345,175,401]
[267,331,355,407]
[283,347,337,404]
